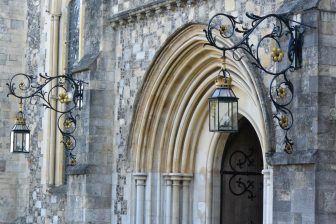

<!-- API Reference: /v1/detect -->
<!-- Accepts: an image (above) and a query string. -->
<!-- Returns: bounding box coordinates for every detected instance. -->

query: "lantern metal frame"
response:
[10,100,31,153]
[204,13,314,153]
[209,60,239,133]
[7,73,86,165]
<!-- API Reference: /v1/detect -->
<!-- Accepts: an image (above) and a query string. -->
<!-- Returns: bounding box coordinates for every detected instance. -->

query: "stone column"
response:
[171,176,181,224]
[164,175,172,224]
[182,175,192,224]
[262,168,273,224]
[134,173,147,224]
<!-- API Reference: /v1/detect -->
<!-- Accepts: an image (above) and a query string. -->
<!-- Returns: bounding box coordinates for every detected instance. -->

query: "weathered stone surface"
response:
[0,160,5,172]
[71,52,101,73]
[276,0,319,14]
[267,150,317,165]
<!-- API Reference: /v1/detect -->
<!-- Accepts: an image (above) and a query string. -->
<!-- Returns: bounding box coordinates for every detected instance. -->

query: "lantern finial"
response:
[15,100,26,125]
[216,54,233,87]
[215,76,232,87]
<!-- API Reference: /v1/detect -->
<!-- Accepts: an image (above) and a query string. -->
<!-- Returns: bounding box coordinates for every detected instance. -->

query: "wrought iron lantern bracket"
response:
[7,73,87,165]
[204,13,314,153]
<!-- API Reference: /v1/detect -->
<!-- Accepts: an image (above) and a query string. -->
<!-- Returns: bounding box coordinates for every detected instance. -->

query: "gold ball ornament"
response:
[58,92,71,104]
[279,115,289,128]
[64,138,73,149]
[271,47,284,62]
[284,143,293,153]
[64,119,73,129]
[70,159,77,166]
[278,87,287,98]
[219,25,227,35]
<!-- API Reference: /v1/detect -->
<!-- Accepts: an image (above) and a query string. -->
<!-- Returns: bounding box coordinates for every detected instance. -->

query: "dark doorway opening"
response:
[220,117,263,224]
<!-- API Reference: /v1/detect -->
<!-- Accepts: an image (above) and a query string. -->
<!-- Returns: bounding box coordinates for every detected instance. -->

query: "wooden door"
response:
[220,118,263,224]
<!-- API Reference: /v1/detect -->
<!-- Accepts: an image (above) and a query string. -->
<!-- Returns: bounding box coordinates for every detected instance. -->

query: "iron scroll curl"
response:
[204,12,309,153]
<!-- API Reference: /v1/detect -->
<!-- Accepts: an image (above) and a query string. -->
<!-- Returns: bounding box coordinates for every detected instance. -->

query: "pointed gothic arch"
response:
[128,23,275,224]
[128,23,274,173]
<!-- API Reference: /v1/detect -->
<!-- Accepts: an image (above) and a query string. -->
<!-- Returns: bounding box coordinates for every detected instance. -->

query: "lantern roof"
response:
[11,111,30,133]
[209,87,238,100]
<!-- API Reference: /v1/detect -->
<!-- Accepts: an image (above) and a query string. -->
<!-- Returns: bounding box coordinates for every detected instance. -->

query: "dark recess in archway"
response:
[220,117,263,224]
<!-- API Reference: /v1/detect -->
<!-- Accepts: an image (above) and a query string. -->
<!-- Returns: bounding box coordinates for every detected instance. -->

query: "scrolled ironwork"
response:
[204,12,311,153]
[228,175,256,200]
[222,148,261,200]
[7,73,86,165]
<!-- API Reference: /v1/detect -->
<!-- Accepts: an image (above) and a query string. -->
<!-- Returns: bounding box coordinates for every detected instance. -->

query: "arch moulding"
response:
[127,23,275,175]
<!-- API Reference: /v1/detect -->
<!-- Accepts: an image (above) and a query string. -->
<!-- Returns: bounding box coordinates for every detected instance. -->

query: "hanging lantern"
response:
[209,65,239,132]
[10,102,30,153]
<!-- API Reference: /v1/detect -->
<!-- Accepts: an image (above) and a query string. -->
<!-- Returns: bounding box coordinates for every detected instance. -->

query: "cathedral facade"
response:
[0,0,335,223]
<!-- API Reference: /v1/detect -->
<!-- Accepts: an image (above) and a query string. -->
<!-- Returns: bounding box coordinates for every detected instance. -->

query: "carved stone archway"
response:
[128,23,274,224]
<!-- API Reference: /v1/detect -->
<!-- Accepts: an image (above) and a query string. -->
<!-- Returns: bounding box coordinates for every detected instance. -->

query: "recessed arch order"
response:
[128,23,274,174]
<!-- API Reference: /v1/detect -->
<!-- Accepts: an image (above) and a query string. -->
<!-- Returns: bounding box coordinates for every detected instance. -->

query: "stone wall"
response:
[0,0,68,223]
[316,3,336,222]
[107,0,318,223]
[0,0,29,222]
[270,8,319,224]
[64,0,114,223]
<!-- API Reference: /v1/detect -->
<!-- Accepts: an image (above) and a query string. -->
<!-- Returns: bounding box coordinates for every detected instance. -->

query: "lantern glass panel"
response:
[17,132,24,151]
[232,101,238,131]
[10,131,14,152]
[25,132,30,152]
[209,99,218,131]
[218,100,232,131]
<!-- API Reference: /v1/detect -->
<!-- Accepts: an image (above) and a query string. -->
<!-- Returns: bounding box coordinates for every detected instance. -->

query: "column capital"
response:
[163,173,193,179]
[182,173,193,181]
[164,173,193,184]
[133,172,147,179]
[172,179,181,186]
[133,173,147,185]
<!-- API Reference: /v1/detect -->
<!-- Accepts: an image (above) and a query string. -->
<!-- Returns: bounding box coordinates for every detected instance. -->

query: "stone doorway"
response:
[220,118,263,224]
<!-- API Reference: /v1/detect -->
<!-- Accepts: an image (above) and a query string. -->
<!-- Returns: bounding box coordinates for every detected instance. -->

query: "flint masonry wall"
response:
[65,0,114,223]
[0,0,69,223]
[268,9,319,224]
[108,0,320,223]
[0,0,29,222]
[316,4,336,222]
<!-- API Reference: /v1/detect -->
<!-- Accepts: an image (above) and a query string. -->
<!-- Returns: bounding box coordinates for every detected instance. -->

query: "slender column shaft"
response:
[134,173,147,224]
[165,179,172,224]
[145,173,152,224]
[53,8,63,186]
[182,177,192,224]
[262,168,273,224]
[172,179,181,224]
[48,0,62,186]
